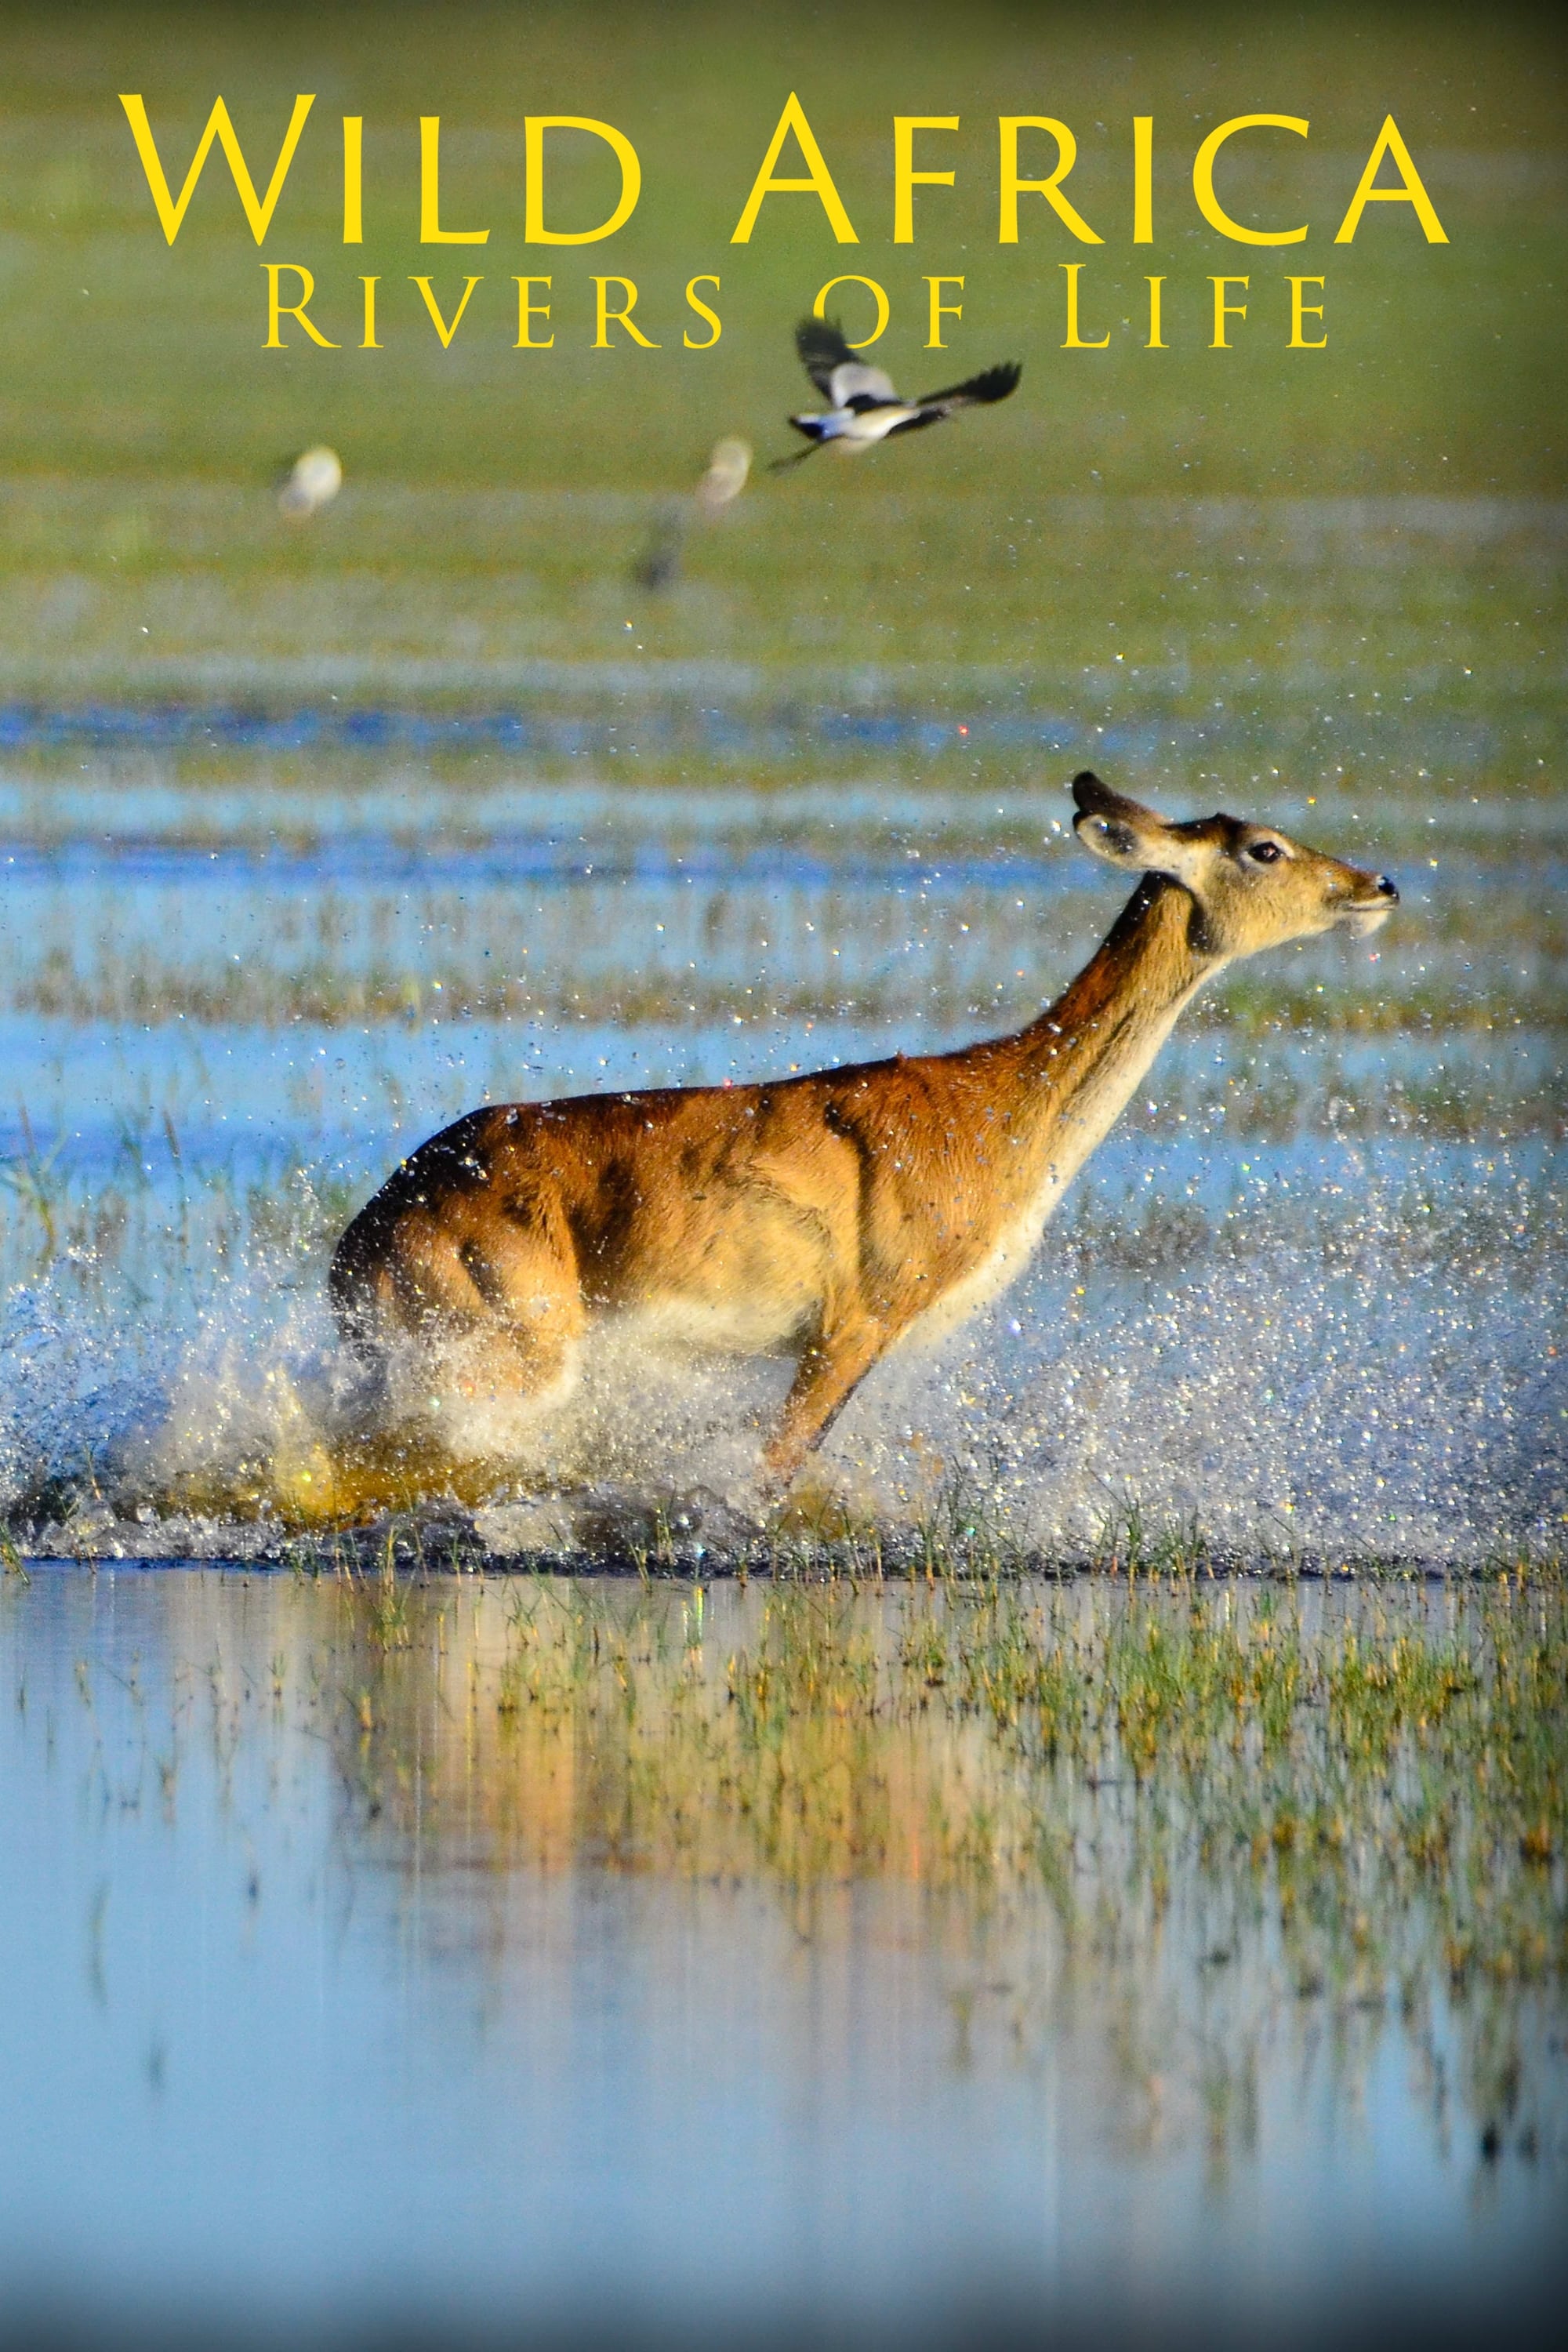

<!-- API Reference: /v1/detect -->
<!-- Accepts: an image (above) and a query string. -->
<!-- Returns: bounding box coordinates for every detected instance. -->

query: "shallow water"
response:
[2,1566,1563,2348]
[0,701,1562,1563]
[1,13,1563,2338]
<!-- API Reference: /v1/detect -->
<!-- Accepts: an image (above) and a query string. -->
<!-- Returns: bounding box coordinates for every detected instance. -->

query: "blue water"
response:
[2,1570,1562,2350]
[1,745,1563,1560]
[0,703,1563,2350]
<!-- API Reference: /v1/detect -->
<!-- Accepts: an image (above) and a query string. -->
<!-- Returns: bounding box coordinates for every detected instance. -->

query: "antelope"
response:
[328,771,1396,1495]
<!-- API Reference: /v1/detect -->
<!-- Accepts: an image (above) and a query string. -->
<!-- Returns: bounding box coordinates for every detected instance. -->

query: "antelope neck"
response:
[986,877,1220,1185]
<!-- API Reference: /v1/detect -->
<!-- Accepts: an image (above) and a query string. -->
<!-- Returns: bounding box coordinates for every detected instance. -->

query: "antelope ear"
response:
[1071,771,1208,886]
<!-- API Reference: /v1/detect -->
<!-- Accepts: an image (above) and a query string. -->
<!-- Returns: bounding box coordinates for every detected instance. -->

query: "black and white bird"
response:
[775,318,1021,466]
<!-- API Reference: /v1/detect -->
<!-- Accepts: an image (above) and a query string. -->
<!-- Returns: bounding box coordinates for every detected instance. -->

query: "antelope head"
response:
[1072,769,1398,960]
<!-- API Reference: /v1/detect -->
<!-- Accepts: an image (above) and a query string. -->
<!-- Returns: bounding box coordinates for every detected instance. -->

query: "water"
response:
[2,1567,1563,2350]
[2,2,1563,2330]
[0,714,1562,1563]
[0,657,1563,2349]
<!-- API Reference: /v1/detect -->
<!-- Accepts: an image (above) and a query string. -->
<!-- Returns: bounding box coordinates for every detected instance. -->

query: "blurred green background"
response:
[0,0,1562,696]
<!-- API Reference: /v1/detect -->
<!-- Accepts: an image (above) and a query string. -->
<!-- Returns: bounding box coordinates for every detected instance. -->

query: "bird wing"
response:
[912,361,1022,411]
[795,316,855,394]
[829,361,898,409]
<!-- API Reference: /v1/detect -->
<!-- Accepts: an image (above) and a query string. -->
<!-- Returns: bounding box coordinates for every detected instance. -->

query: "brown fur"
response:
[330,773,1396,1489]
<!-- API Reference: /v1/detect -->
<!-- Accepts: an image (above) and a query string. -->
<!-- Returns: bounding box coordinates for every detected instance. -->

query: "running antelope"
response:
[329,772,1396,1491]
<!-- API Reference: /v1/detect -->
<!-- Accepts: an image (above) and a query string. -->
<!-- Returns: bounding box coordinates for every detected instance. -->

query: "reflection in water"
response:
[2,1564,1563,2346]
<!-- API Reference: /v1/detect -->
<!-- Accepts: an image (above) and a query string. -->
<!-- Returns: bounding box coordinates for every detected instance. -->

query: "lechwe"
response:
[330,772,1396,1493]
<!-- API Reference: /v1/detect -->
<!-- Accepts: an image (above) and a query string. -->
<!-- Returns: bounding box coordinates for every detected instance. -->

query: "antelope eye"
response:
[1247,840,1284,865]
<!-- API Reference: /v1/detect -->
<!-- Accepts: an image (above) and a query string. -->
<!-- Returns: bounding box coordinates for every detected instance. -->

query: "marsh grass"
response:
[314,1567,1568,2022]
[7,1555,1562,2187]
[307,1562,1568,2171]
[0,1120,352,1290]
[12,945,1566,1052]
[2,732,1561,1557]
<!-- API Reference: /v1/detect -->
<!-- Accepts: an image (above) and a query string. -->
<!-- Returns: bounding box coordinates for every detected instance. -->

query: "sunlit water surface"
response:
[0,690,1563,2347]
[2,1567,1563,2348]
[0,723,1561,1563]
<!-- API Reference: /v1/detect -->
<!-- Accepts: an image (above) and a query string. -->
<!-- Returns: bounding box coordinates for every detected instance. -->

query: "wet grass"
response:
[2,482,1564,701]
[5,1555,1564,2267]
[0,1126,351,1285]
[319,1567,1568,2039]
[11,941,1566,1047]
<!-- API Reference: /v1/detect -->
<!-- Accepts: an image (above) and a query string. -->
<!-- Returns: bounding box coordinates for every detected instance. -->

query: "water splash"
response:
[2,1143,1559,1566]
[2,753,1559,1566]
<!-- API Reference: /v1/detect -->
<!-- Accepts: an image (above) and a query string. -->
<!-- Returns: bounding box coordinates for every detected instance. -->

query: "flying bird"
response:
[775,318,1021,467]
[693,435,753,517]
[278,446,343,517]
[634,435,753,591]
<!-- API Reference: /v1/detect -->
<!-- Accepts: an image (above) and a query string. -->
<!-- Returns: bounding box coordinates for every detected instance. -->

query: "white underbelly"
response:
[827,407,913,447]
[607,1291,807,1359]
[902,1177,1066,1348]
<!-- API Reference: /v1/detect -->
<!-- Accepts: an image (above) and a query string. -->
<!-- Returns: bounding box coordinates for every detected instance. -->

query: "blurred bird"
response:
[635,435,753,591]
[775,318,1021,467]
[278,446,343,517]
[693,436,752,517]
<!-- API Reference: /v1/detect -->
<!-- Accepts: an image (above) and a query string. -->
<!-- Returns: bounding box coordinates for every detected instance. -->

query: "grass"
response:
[0,1123,351,1286]
[314,1566,1568,2021]
[9,1554,1564,2187]
[11,942,1567,1051]
[0,481,1560,709]
[1,4,1560,1567]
